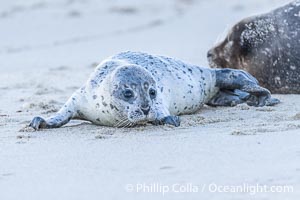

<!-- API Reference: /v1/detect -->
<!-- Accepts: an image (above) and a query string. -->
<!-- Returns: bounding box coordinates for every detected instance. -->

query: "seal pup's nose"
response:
[141,106,150,115]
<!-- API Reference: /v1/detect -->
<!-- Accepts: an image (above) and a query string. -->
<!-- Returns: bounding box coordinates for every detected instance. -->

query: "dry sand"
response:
[0,0,299,199]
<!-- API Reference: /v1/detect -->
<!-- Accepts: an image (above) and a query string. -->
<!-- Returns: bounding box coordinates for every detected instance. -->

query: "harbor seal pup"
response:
[30,51,279,129]
[207,0,300,94]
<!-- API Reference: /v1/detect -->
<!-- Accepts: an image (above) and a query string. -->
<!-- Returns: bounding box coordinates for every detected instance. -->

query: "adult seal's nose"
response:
[141,106,150,115]
[207,50,214,58]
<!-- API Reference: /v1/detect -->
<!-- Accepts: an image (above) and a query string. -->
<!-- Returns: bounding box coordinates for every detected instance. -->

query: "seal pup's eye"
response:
[123,89,134,99]
[149,88,157,99]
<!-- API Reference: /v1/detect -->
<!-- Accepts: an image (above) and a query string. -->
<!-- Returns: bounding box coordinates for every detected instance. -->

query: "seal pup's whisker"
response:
[123,121,130,128]
[114,120,124,128]
[115,118,129,128]
[123,120,133,128]
[112,115,126,127]
[124,121,135,128]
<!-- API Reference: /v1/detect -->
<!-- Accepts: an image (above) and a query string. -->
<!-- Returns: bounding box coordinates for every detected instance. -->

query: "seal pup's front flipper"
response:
[150,102,181,127]
[213,69,280,107]
[151,116,181,127]
[29,92,81,130]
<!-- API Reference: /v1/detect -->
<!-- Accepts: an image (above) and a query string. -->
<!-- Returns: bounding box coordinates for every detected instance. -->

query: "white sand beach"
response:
[0,0,299,199]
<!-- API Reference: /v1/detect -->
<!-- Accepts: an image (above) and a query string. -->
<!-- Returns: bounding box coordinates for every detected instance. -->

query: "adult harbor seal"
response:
[207,0,300,94]
[30,51,279,129]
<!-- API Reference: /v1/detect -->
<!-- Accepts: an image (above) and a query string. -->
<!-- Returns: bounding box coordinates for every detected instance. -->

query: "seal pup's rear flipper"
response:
[207,89,279,107]
[213,69,280,107]
[207,89,245,107]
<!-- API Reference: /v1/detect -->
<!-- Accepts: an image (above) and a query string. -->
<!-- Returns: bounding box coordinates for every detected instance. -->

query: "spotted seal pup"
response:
[30,51,279,129]
[208,0,300,94]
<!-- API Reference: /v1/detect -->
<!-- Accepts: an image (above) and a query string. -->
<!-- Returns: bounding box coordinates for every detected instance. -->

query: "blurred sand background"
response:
[0,0,299,199]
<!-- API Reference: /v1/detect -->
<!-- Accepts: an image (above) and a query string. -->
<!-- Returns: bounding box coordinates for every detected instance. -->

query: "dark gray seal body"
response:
[30,51,279,129]
[208,0,300,94]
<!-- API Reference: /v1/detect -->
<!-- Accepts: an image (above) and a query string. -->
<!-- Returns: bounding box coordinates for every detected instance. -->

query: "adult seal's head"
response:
[108,65,158,126]
[208,1,300,94]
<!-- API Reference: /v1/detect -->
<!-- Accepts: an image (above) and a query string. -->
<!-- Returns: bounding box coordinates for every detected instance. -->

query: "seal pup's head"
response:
[110,65,159,127]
